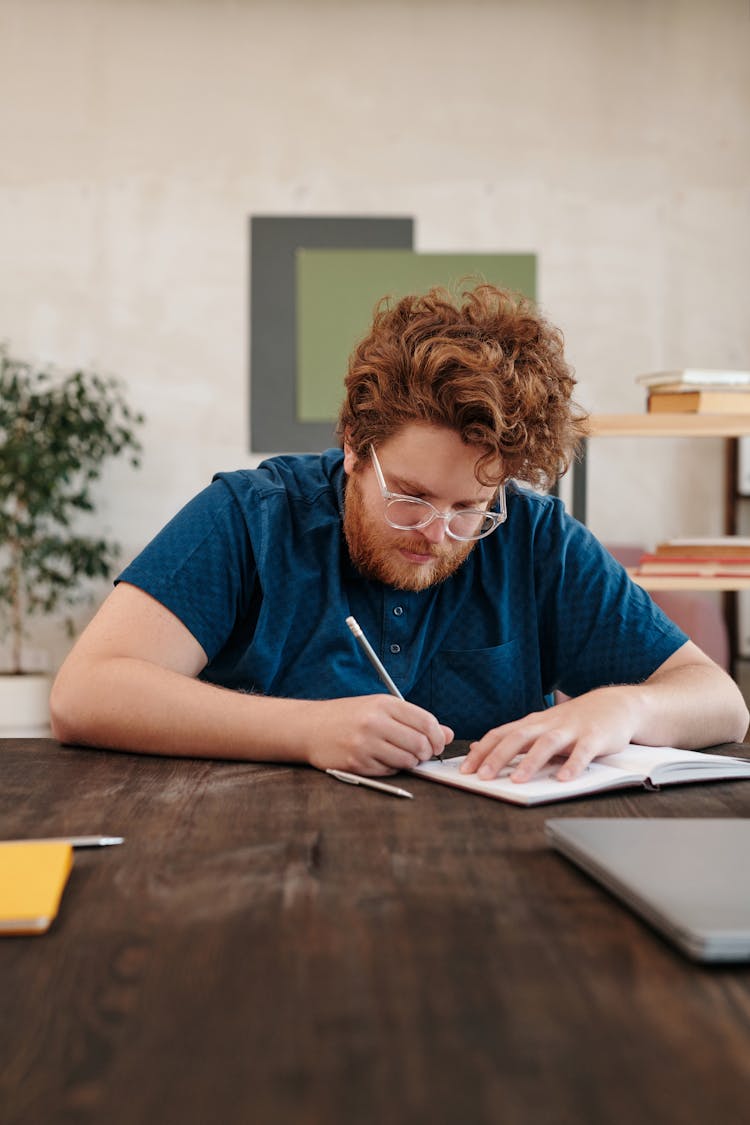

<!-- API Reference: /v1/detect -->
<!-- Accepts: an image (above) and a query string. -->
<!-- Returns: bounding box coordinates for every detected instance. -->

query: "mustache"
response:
[395,537,453,559]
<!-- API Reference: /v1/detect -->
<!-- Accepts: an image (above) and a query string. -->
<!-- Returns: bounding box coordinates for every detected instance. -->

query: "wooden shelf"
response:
[572,413,750,523]
[627,570,750,592]
[576,414,750,668]
[588,413,750,438]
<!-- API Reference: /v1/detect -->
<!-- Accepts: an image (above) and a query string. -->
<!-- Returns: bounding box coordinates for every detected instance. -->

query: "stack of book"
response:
[634,537,750,578]
[638,369,750,414]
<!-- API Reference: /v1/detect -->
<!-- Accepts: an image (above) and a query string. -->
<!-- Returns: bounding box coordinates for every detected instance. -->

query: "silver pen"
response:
[3,836,124,848]
[325,769,413,799]
[345,615,404,698]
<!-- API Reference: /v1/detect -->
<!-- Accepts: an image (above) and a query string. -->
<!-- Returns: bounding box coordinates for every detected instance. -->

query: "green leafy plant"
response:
[0,344,145,674]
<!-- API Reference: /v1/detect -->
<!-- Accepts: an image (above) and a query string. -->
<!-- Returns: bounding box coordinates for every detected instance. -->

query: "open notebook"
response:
[411,743,750,807]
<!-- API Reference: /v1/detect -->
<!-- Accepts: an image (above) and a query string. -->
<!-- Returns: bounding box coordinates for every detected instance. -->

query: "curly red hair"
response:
[337,283,588,488]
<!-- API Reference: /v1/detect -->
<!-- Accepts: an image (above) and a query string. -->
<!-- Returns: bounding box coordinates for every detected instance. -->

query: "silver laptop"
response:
[545,818,750,962]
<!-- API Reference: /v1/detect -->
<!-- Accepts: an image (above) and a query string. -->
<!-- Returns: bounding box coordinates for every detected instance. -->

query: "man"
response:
[51,284,749,781]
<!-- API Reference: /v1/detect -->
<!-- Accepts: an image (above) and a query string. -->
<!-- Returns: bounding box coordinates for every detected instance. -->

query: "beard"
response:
[343,472,476,592]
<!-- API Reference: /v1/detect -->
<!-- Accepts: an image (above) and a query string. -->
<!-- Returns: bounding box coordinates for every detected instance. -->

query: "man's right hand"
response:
[302,695,453,777]
[51,584,453,771]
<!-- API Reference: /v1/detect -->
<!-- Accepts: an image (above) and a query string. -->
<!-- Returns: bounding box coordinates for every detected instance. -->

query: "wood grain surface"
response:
[2,738,750,1125]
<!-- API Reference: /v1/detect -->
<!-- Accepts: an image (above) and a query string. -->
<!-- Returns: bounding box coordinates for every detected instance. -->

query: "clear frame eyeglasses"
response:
[369,446,507,542]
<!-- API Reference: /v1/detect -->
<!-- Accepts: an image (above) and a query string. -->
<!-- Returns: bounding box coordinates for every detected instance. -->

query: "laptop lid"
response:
[545,818,750,962]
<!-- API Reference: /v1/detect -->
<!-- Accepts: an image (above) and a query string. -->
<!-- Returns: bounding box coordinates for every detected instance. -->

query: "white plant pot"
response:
[0,673,53,737]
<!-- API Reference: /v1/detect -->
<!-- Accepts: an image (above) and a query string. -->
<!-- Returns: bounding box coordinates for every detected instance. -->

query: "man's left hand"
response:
[460,686,639,783]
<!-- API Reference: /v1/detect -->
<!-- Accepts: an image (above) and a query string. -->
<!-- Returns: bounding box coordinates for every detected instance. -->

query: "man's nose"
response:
[418,515,449,545]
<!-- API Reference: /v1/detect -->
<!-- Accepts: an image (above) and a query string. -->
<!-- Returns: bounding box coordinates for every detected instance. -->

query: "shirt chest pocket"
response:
[426,639,540,741]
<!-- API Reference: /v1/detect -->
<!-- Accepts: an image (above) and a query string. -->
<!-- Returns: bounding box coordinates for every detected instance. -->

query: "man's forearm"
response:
[462,645,749,784]
[50,655,451,775]
[50,657,317,761]
[632,660,749,749]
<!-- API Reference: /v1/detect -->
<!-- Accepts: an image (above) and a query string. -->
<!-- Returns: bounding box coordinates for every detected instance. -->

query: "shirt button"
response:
[393,606,404,616]
[390,643,401,654]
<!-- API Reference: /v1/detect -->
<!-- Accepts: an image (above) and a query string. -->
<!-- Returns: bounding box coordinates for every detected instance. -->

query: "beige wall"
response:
[1,0,749,668]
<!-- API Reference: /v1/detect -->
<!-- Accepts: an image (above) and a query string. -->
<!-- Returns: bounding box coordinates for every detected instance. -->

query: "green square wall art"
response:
[296,250,536,424]
[249,215,536,452]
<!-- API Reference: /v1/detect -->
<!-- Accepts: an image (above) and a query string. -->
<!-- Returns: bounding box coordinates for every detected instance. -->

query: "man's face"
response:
[342,423,499,592]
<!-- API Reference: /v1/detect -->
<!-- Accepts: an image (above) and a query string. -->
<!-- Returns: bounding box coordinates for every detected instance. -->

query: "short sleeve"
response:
[116,478,257,661]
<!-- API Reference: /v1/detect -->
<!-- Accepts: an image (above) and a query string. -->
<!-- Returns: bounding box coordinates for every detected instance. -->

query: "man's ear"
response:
[342,438,357,475]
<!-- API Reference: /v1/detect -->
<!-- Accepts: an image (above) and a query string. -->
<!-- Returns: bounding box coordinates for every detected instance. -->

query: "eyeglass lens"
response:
[385,498,496,538]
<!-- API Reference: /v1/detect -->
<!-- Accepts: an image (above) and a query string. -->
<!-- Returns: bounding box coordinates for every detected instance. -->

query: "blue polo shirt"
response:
[117,448,687,741]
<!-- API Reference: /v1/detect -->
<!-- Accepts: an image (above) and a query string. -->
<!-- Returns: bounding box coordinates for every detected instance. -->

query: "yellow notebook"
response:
[0,841,74,935]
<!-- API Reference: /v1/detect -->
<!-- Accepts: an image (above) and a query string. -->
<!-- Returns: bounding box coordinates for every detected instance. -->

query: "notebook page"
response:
[413,753,644,806]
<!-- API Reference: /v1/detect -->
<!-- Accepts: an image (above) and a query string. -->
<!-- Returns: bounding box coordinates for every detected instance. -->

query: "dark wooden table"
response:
[3,738,750,1125]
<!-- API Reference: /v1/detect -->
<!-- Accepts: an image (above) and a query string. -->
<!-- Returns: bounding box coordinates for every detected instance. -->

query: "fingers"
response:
[509,733,599,783]
[437,724,454,753]
[461,711,603,784]
[460,713,544,777]
[555,741,599,782]
[317,696,453,776]
[385,699,451,761]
